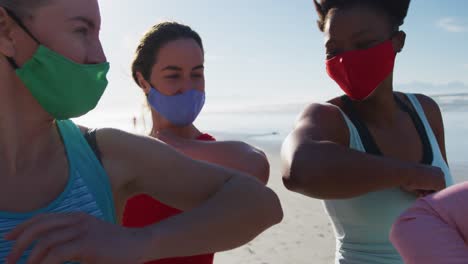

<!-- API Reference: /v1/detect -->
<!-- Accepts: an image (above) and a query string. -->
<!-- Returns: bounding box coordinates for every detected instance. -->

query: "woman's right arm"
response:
[100,129,283,261]
[5,129,283,264]
[281,103,446,199]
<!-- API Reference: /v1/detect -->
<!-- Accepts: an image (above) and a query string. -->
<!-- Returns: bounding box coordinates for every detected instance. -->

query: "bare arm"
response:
[157,132,269,184]
[281,103,445,199]
[99,129,282,260]
[5,128,282,263]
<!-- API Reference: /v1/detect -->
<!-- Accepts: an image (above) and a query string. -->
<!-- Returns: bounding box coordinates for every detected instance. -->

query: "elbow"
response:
[244,147,270,185]
[281,139,310,193]
[281,154,308,193]
[281,142,328,199]
[283,171,344,200]
[253,151,270,185]
[262,187,284,227]
[282,171,301,192]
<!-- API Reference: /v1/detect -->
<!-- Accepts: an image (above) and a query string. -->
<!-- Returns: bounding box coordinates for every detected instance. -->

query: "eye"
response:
[191,73,204,78]
[75,27,89,36]
[165,74,180,79]
[355,40,378,50]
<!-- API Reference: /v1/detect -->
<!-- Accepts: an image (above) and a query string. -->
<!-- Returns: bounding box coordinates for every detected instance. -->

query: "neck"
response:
[351,74,399,127]
[149,109,201,139]
[0,65,57,175]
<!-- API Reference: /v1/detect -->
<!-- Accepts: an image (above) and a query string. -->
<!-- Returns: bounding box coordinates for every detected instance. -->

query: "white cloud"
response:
[437,17,467,33]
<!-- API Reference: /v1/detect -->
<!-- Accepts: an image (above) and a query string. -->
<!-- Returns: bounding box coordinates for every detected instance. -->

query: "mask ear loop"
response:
[2,7,41,69]
[4,8,40,43]
[6,56,19,69]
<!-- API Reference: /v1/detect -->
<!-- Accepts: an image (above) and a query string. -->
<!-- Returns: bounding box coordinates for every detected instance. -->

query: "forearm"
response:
[140,175,282,261]
[283,141,420,199]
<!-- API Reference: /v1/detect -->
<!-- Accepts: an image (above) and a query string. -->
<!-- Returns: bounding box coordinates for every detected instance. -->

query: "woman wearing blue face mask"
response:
[123,21,270,264]
[0,1,283,263]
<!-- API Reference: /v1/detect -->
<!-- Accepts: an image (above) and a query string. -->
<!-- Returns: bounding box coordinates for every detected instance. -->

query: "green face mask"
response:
[5,8,110,120]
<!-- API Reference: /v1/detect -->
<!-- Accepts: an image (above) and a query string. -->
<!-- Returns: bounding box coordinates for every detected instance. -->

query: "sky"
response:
[78,0,468,126]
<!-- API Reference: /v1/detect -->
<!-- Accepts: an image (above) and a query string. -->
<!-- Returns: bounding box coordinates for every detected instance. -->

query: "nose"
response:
[179,79,195,93]
[87,39,107,64]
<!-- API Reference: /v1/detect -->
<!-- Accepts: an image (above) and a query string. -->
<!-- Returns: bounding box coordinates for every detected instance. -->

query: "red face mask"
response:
[326,40,396,101]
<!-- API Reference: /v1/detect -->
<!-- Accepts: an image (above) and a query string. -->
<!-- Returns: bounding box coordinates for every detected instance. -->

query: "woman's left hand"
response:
[5,213,150,264]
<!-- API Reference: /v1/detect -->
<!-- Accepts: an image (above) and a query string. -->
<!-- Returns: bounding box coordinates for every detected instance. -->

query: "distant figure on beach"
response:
[133,116,137,129]
[391,182,468,264]
[281,0,453,263]
[123,21,271,264]
[0,1,283,263]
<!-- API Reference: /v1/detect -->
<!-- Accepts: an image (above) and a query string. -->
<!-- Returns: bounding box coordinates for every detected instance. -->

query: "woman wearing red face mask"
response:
[281,0,454,263]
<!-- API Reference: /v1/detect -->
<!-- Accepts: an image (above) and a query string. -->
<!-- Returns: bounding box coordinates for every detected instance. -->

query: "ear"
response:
[0,7,17,59]
[136,72,152,95]
[392,31,406,54]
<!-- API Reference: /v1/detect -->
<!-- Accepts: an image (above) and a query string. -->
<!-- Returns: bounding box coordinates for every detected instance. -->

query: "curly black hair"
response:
[313,0,411,32]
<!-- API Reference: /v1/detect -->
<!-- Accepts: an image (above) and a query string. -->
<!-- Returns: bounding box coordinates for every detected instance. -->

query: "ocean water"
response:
[76,92,468,181]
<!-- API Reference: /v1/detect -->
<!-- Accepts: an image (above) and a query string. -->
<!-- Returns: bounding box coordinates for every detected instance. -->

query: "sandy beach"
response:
[80,100,468,264]
[215,138,335,264]
[214,137,468,264]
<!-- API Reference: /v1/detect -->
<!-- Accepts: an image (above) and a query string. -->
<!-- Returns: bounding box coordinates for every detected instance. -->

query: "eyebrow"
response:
[162,65,204,71]
[68,16,96,30]
[325,28,374,48]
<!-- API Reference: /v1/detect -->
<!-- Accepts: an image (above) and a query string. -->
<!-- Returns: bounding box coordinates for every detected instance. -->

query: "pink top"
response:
[390,182,468,264]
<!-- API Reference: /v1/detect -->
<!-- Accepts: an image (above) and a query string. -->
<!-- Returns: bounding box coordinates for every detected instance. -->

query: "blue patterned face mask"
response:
[147,87,205,126]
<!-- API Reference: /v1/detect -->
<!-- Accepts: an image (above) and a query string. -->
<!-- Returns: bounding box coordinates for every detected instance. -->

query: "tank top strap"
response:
[325,103,366,152]
[56,120,116,224]
[404,94,441,155]
[404,93,454,186]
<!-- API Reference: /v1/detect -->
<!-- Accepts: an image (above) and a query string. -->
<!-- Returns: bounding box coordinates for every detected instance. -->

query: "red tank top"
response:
[123,133,216,264]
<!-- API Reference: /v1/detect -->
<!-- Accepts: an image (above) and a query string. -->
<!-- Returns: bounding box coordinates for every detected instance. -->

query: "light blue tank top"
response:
[0,120,116,263]
[324,94,454,264]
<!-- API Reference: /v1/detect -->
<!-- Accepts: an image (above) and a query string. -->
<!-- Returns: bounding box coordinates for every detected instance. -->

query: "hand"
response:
[401,165,446,196]
[5,213,150,264]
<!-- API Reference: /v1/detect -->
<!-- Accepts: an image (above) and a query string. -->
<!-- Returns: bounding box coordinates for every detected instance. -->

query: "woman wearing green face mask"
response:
[0,1,283,263]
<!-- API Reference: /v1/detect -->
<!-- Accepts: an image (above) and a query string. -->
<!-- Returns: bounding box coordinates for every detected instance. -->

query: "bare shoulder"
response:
[413,93,444,133]
[292,97,349,146]
[296,97,345,127]
[413,94,441,116]
[94,127,163,153]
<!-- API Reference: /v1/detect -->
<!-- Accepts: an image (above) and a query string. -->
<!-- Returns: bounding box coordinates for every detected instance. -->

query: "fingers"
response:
[5,214,50,240]
[26,226,84,264]
[6,213,84,264]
